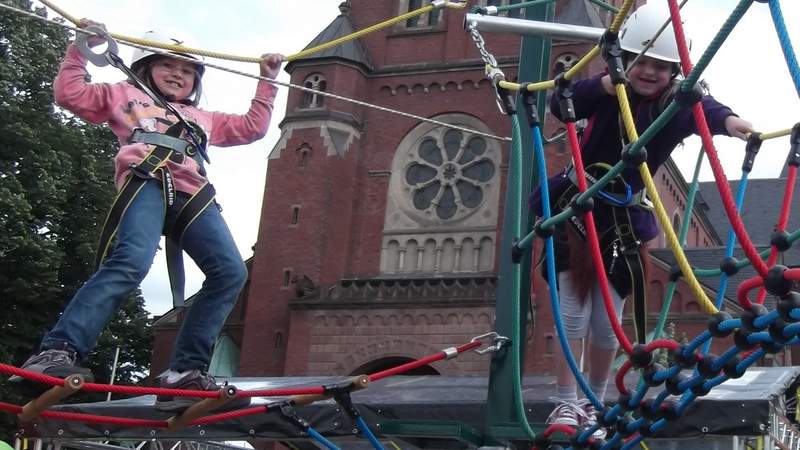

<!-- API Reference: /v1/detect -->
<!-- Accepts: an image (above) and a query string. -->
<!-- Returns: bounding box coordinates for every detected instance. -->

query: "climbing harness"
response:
[550,163,649,343]
[76,26,216,307]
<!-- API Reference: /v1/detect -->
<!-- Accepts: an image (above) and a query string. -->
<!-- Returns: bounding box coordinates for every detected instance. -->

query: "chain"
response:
[467,21,514,115]
[467,21,498,68]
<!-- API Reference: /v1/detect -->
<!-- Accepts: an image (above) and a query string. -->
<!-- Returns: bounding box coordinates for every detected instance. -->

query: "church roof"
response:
[554,0,606,29]
[289,1,372,70]
[698,178,800,246]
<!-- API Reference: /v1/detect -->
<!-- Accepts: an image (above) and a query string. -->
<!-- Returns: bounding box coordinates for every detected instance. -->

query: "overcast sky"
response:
[29,0,800,316]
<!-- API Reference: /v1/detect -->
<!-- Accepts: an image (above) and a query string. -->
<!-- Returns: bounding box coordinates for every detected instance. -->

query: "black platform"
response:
[20,366,800,443]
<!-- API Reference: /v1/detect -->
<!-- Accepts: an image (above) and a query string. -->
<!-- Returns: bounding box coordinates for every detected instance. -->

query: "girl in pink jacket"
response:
[12,19,283,412]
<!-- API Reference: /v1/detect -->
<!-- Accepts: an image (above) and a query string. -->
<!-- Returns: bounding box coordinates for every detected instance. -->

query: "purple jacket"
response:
[531,73,736,242]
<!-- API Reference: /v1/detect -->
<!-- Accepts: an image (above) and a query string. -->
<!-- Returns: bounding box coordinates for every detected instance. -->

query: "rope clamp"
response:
[279,402,309,431]
[74,24,120,68]
[442,347,459,360]
[437,0,468,9]
[599,31,627,85]
[471,332,509,355]
[486,66,516,115]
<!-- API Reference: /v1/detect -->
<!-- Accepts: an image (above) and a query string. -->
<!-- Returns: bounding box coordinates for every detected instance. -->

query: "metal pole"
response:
[106,346,121,402]
[464,13,603,42]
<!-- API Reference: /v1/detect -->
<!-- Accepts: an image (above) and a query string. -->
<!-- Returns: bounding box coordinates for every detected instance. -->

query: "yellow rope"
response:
[564,45,601,81]
[499,0,630,91]
[387,441,403,450]
[609,0,636,34]
[639,441,650,450]
[498,79,554,92]
[615,84,718,314]
[289,1,467,61]
[759,127,793,140]
[38,0,466,64]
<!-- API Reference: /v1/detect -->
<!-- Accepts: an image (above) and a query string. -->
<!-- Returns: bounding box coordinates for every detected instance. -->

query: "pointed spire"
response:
[555,0,605,29]
[287,0,372,71]
[339,1,351,17]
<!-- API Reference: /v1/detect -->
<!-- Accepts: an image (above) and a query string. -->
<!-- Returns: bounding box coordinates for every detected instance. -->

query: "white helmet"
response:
[130,30,205,76]
[619,3,685,63]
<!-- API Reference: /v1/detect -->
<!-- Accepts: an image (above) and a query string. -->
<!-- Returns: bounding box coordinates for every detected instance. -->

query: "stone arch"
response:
[332,338,456,375]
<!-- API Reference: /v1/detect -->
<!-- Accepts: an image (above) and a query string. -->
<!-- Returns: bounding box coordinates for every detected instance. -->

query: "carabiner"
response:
[74,24,119,68]
[471,331,510,355]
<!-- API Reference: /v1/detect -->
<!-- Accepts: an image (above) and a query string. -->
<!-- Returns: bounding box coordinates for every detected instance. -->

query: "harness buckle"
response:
[128,162,157,180]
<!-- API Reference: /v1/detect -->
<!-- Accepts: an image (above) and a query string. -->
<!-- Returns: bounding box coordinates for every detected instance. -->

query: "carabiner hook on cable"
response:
[74,24,120,68]
[471,331,510,355]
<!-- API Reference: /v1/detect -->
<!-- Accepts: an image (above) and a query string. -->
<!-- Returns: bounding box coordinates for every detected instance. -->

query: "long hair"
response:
[130,56,203,107]
[567,224,651,301]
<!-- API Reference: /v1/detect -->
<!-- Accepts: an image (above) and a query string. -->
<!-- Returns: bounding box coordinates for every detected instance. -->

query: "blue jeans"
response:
[41,179,247,371]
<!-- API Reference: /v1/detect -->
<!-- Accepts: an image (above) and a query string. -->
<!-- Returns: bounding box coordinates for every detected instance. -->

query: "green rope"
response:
[509,115,537,440]
[495,0,556,13]
[652,148,705,340]
[587,0,620,14]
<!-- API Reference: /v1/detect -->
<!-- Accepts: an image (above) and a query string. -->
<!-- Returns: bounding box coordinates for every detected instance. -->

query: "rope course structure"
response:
[1,0,800,449]
[470,0,800,448]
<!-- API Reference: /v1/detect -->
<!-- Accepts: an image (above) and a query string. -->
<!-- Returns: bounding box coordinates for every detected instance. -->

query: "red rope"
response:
[785,268,800,281]
[615,360,633,395]
[756,165,798,303]
[668,0,769,282]
[242,386,325,398]
[1,339,484,428]
[190,404,271,426]
[1,401,168,428]
[368,341,481,382]
[0,364,65,387]
[566,122,634,354]
[81,382,220,398]
[737,275,764,308]
[542,423,576,438]
[1,400,272,428]
[644,339,680,353]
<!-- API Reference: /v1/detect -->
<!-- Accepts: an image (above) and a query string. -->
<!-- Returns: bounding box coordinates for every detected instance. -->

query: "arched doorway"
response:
[349,357,440,376]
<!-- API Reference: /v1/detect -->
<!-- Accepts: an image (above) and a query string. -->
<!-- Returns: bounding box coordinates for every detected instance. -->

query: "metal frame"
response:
[463,13,603,43]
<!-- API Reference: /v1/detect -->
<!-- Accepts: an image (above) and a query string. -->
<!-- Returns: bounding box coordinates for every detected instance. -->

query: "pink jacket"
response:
[54,45,277,194]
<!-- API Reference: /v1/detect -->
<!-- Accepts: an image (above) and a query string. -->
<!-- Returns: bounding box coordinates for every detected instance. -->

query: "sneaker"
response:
[577,399,607,440]
[9,349,94,383]
[154,369,250,413]
[546,398,580,427]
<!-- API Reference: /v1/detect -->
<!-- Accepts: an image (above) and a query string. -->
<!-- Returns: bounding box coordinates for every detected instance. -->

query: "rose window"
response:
[404,129,495,220]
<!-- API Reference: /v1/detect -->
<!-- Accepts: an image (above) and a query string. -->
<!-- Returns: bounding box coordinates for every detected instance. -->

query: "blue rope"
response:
[703,173,749,353]
[307,427,341,450]
[768,0,800,96]
[533,123,602,411]
[356,416,385,450]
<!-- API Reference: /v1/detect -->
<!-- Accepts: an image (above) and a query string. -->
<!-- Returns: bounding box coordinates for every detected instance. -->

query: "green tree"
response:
[0,0,152,439]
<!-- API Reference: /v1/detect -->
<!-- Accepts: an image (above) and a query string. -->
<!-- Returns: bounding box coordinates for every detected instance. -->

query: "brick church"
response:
[151,0,795,377]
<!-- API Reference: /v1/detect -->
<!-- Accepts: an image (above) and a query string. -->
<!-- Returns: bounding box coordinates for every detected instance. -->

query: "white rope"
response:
[0,2,512,142]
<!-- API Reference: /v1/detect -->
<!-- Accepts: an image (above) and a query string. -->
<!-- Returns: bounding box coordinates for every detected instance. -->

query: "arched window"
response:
[301,74,327,109]
[381,114,501,275]
[553,53,579,75]
[405,129,496,220]
[403,0,442,28]
[296,144,312,168]
[672,212,682,234]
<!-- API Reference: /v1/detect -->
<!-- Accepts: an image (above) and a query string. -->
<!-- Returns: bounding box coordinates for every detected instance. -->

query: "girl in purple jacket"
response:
[535,3,752,435]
